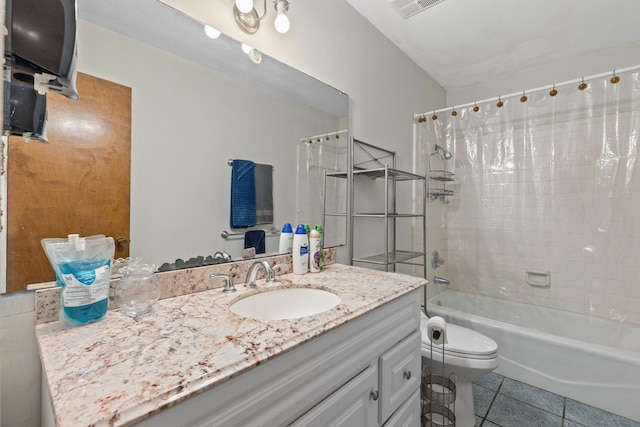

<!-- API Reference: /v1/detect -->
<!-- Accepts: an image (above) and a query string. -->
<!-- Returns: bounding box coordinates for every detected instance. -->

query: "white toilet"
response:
[420,311,498,427]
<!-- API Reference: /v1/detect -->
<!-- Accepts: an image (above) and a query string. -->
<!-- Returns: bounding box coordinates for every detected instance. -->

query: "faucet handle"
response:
[210,273,236,293]
[431,251,445,269]
[266,262,289,283]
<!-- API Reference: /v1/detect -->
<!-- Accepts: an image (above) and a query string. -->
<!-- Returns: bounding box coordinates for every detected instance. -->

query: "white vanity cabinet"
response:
[136,290,421,427]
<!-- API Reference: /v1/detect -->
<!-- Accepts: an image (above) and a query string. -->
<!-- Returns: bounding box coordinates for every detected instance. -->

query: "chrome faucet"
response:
[244,260,275,288]
[433,276,450,285]
[213,250,232,261]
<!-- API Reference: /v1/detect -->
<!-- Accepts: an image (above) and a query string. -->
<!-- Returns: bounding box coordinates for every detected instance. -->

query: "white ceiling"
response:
[344,0,640,91]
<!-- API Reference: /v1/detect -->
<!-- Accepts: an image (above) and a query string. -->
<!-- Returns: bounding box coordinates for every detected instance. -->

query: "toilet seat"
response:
[420,313,498,360]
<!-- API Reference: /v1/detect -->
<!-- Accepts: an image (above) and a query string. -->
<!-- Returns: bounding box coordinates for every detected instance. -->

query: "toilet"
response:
[420,311,498,427]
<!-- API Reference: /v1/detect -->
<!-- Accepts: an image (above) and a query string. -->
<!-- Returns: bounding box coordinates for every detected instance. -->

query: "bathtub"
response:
[426,289,640,422]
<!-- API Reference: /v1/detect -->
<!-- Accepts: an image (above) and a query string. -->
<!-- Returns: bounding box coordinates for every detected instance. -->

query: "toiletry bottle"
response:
[279,223,294,253]
[309,227,322,273]
[315,225,324,270]
[292,224,309,274]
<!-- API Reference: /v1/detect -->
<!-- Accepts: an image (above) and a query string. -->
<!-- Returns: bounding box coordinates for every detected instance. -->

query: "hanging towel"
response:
[255,163,274,224]
[244,229,266,254]
[230,159,256,228]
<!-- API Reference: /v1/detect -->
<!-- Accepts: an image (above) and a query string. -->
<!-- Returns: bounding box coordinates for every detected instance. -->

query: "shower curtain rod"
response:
[414,64,640,120]
[299,129,348,143]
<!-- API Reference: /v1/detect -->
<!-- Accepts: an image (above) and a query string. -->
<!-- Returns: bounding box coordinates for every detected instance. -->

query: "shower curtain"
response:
[296,131,348,248]
[415,69,640,325]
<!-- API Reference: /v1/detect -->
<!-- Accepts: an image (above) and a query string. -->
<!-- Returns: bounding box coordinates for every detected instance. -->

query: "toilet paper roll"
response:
[426,316,447,345]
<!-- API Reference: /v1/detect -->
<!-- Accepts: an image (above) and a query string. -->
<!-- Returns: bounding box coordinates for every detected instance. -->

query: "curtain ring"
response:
[432,111,438,120]
[497,96,504,108]
[578,78,588,91]
[473,102,479,112]
[611,70,620,84]
[451,107,457,117]
[520,90,528,103]
[550,84,558,97]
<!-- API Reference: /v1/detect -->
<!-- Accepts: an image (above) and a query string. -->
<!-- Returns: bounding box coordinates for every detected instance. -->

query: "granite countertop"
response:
[36,263,425,427]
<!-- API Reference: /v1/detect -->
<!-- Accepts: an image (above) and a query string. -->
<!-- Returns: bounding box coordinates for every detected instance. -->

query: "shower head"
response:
[435,144,452,160]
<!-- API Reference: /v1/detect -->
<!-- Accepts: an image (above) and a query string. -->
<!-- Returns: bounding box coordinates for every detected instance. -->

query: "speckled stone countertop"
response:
[36,263,425,427]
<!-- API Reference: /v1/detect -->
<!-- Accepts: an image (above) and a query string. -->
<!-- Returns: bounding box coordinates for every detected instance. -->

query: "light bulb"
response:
[235,0,254,13]
[274,13,290,33]
[204,25,221,39]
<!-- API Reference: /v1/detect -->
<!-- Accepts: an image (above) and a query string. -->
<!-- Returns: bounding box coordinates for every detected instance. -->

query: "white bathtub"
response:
[427,289,640,422]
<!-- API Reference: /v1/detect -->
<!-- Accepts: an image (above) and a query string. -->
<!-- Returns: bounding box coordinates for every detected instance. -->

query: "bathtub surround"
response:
[428,290,640,422]
[416,67,640,326]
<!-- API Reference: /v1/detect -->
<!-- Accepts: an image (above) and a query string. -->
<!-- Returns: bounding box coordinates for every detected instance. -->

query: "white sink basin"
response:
[230,288,341,320]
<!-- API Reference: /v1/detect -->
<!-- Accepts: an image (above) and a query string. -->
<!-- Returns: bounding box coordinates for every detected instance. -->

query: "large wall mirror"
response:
[1,0,348,293]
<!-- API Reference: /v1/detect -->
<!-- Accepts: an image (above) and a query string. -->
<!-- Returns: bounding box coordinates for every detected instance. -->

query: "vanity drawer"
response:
[379,330,421,422]
[383,389,420,427]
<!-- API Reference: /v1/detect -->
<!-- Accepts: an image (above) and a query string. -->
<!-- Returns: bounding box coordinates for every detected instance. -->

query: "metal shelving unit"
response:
[340,139,427,277]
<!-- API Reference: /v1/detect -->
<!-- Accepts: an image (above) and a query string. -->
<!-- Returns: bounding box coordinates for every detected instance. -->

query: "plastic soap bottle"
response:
[279,223,294,253]
[309,226,322,273]
[292,224,309,274]
[316,225,325,270]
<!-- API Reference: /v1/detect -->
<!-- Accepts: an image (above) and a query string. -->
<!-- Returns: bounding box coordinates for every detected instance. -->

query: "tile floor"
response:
[470,372,640,427]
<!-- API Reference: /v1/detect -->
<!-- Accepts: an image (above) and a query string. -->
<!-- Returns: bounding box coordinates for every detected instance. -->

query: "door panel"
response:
[7,72,131,292]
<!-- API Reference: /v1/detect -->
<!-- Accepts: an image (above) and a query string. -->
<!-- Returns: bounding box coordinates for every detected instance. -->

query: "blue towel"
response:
[244,230,266,254]
[230,160,256,228]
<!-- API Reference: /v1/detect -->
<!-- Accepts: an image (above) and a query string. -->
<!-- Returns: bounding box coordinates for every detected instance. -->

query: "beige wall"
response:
[447,41,640,107]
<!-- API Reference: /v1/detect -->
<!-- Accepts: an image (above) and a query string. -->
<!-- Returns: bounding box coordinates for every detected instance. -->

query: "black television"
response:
[4,81,49,142]
[5,0,78,99]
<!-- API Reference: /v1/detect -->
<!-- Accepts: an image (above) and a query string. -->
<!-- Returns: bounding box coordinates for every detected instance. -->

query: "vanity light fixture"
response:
[241,43,262,64]
[274,0,290,33]
[233,0,292,35]
[204,24,221,39]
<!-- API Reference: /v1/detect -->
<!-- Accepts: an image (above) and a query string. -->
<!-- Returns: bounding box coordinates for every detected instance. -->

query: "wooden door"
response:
[7,72,131,292]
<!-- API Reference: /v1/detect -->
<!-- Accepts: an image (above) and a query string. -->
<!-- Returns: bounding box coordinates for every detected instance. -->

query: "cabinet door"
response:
[382,389,420,427]
[379,331,421,422]
[290,364,378,427]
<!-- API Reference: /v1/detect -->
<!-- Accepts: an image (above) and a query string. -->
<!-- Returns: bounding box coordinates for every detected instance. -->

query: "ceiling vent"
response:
[388,0,447,19]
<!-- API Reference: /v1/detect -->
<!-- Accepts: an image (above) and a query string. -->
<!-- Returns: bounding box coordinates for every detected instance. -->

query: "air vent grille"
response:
[388,0,447,19]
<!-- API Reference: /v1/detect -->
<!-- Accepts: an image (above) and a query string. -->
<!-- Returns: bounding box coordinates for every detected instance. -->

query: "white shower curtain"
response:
[416,69,640,325]
[296,132,348,248]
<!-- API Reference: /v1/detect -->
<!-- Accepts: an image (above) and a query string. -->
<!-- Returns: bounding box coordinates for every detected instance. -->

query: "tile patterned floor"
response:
[472,372,640,427]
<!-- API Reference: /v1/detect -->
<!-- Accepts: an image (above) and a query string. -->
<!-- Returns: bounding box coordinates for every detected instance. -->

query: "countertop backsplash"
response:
[34,248,337,325]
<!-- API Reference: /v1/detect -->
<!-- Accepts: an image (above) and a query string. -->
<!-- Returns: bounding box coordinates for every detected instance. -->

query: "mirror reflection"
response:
[2,0,348,292]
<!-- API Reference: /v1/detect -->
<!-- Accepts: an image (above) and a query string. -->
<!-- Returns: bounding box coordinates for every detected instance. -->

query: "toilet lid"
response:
[420,313,498,360]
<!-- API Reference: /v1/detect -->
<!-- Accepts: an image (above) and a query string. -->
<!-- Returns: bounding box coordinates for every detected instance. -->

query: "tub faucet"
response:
[433,276,450,285]
[244,260,275,288]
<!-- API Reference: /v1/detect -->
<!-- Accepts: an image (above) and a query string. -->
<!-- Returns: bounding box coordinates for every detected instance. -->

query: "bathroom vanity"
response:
[37,263,424,426]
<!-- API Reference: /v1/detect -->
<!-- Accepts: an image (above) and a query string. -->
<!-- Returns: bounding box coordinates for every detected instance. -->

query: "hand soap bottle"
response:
[292,224,309,274]
[278,223,294,253]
